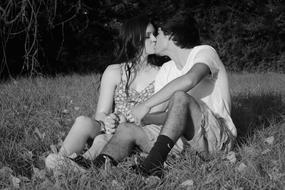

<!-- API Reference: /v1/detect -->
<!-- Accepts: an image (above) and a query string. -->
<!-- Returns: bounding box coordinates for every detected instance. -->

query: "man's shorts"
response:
[186,101,235,154]
[142,101,235,154]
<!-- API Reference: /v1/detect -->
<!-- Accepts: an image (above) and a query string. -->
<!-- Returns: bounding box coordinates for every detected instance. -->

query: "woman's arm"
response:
[94,64,121,122]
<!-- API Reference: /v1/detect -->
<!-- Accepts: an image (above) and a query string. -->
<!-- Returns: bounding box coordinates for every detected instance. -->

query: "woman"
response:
[45,14,164,171]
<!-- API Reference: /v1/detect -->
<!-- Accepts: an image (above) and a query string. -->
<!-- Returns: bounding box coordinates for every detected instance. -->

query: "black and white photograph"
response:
[0,0,284,189]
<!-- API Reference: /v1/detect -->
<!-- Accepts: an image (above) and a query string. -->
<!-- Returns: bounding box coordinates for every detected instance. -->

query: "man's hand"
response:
[141,111,168,125]
[117,112,127,123]
[131,103,151,125]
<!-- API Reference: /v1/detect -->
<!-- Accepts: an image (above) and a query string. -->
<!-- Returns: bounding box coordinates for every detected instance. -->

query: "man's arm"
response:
[132,63,210,121]
[142,111,168,126]
[145,63,210,108]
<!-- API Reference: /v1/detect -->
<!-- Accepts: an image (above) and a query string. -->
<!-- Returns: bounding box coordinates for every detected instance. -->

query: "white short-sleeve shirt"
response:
[154,45,237,137]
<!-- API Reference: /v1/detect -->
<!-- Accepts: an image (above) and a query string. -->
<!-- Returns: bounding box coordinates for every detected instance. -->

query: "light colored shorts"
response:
[186,101,235,154]
[142,101,235,155]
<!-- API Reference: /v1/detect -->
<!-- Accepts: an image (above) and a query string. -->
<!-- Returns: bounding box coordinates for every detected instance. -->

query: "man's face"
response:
[154,27,169,56]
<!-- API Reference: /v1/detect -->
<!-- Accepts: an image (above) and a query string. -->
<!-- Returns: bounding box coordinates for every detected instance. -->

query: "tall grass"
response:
[0,73,284,189]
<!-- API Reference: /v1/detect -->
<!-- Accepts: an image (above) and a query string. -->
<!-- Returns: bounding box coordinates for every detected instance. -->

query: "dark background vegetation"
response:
[1,0,285,80]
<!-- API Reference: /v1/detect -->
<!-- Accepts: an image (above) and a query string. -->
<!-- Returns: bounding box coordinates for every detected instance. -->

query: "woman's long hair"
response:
[114,14,153,96]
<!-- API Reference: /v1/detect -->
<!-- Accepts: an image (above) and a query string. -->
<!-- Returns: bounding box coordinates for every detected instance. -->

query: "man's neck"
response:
[167,47,192,70]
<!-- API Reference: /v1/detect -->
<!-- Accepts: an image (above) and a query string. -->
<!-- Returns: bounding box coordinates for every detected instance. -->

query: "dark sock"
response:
[92,154,118,168]
[141,135,174,173]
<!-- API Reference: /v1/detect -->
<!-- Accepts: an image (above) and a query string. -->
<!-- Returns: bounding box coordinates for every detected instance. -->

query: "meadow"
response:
[0,72,284,189]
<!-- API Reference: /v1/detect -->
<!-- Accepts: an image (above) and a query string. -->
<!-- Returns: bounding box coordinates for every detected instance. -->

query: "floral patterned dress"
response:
[113,63,155,121]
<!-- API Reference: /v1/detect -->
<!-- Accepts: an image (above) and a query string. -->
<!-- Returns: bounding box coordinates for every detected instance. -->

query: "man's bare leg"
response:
[138,91,203,177]
[91,122,151,167]
[160,91,203,141]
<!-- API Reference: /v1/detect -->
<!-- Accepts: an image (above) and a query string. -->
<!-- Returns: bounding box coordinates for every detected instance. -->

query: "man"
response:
[129,11,237,177]
[90,11,236,178]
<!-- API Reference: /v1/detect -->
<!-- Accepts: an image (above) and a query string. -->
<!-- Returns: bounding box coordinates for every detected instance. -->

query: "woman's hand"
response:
[104,112,128,134]
[104,113,120,134]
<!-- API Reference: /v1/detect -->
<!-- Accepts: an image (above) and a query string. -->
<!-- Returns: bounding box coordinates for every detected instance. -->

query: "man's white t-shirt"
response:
[154,45,237,137]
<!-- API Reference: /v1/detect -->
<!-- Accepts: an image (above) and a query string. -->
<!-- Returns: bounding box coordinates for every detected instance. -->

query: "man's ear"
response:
[167,34,175,47]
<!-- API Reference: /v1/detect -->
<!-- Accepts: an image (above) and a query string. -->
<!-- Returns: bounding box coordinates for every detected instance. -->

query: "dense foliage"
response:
[1,0,284,79]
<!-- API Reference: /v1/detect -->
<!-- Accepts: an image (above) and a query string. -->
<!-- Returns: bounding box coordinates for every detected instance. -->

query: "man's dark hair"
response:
[160,11,201,48]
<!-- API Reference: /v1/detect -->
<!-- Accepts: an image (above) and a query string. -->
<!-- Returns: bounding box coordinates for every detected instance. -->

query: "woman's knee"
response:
[75,115,92,124]
[74,116,98,132]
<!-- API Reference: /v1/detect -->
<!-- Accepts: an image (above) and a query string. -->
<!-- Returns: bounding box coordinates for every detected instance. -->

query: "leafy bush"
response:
[1,0,284,79]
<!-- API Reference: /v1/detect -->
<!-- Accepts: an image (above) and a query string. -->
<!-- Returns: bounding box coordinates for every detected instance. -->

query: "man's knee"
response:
[170,91,195,106]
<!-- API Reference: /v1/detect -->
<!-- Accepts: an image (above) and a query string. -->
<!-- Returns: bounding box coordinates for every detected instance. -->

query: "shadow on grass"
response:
[231,92,284,145]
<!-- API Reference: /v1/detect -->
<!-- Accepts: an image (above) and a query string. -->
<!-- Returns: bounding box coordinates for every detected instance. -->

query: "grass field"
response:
[0,72,284,189]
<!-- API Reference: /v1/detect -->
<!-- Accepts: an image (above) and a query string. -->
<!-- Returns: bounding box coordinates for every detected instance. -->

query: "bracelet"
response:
[97,120,106,132]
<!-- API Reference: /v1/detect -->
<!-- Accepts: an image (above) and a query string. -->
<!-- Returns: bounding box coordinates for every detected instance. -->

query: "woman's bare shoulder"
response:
[101,64,122,83]
[104,64,121,72]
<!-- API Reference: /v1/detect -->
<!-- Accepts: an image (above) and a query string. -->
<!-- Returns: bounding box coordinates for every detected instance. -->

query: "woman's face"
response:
[144,23,157,55]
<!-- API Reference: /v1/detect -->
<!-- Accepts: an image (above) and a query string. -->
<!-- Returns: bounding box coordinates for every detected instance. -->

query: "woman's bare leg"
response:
[83,133,112,159]
[59,116,101,157]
